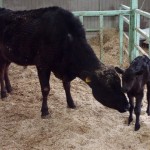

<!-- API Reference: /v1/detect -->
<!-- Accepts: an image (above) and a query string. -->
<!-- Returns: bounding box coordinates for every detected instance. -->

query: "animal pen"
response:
[73,0,150,65]
[1,1,150,150]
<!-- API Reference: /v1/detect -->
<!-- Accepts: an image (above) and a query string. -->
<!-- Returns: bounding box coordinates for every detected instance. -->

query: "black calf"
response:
[115,55,150,131]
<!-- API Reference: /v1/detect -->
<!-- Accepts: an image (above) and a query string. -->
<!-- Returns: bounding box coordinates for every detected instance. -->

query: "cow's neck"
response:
[70,40,104,76]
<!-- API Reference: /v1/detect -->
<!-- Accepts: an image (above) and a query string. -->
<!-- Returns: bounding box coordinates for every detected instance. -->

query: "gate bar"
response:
[120,4,130,10]
[0,0,2,7]
[129,0,139,62]
[119,15,124,65]
[123,16,129,24]
[135,9,150,19]
[99,15,104,61]
[73,10,130,17]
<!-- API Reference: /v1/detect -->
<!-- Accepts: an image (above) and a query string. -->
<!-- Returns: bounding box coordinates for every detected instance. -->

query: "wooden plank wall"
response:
[3,0,150,36]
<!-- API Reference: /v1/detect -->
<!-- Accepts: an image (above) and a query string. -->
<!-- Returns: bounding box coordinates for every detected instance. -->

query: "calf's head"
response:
[115,67,144,93]
[81,67,129,113]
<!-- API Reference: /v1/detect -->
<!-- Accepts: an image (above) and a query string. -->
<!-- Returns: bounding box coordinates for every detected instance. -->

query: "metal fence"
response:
[121,2,150,62]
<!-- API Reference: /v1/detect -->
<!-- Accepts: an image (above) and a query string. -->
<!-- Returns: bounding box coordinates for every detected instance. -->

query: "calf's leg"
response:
[134,92,143,131]
[37,67,51,117]
[128,94,134,125]
[63,80,76,108]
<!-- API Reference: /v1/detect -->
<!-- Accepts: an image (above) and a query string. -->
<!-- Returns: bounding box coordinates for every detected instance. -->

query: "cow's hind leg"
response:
[0,64,7,99]
[4,63,12,93]
[37,67,51,118]
[134,92,143,131]
[146,82,150,116]
[128,95,134,126]
[63,80,76,108]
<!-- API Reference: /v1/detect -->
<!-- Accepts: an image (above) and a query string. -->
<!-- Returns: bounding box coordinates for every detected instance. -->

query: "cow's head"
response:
[80,67,129,113]
[115,67,144,93]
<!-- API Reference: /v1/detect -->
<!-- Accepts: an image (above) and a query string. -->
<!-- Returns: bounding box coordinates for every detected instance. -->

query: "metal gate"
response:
[73,0,150,65]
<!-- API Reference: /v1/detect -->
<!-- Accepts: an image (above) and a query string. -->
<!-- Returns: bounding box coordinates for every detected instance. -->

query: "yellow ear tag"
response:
[85,77,91,83]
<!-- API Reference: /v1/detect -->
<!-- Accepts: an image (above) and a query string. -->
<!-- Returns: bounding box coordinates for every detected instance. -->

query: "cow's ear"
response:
[135,70,144,76]
[80,71,93,83]
[85,76,91,83]
[115,67,125,74]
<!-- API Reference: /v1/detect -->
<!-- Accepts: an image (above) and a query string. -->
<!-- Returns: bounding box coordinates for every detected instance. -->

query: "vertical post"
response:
[136,13,140,48]
[149,20,150,56]
[79,16,83,25]
[0,0,3,7]
[119,14,124,66]
[99,15,103,61]
[129,0,138,62]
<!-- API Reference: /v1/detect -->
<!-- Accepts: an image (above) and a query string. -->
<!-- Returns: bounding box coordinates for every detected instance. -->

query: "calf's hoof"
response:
[146,109,150,116]
[135,124,140,131]
[128,117,133,125]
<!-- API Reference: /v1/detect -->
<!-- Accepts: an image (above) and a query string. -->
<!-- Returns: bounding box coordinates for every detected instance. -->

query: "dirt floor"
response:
[1,29,150,150]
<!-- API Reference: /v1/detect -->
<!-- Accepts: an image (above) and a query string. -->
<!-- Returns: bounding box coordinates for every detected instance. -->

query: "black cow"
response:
[0,7,129,117]
[115,55,150,131]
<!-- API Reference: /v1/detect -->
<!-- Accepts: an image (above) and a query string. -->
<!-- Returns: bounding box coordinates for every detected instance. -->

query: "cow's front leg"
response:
[0,64,7,99]
[128,95,134,126]
[4,62,12,93]
[37,67,51,117]
[63,80,76,109]
[134,93,143,131]
[146,82,150,115]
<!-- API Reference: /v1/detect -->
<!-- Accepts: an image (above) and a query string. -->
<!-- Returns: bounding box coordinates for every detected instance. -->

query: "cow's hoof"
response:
[135,124,140,131]
[41,111,50,119]
[67,104,76,109]
[41,114,51,119]
[7,87,13,93]
[1,91,7,99]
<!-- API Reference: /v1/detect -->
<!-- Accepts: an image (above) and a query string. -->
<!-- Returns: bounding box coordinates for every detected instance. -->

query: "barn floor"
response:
[1,29,150,150]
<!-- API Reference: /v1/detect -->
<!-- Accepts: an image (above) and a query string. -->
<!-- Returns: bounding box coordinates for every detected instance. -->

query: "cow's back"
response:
[0,7,84,66]
[0,7,100,80]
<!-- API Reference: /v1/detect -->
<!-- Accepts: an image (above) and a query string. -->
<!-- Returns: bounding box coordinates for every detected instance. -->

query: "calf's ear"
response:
[115,67,125,74]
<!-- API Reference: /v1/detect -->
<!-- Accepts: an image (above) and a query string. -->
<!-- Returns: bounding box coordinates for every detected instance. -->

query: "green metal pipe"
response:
[135,13,140,56]
[79,16,83,25]
[0,0,3,7]
[135,9,150,19]
[129,0,138,62]
[148,20,150,56]
[136,28,149,41]
[123,16,129,24]
[73,10,130,17]
[119,15,124,66]
[99,15,104,61]
[120,4,130,10]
